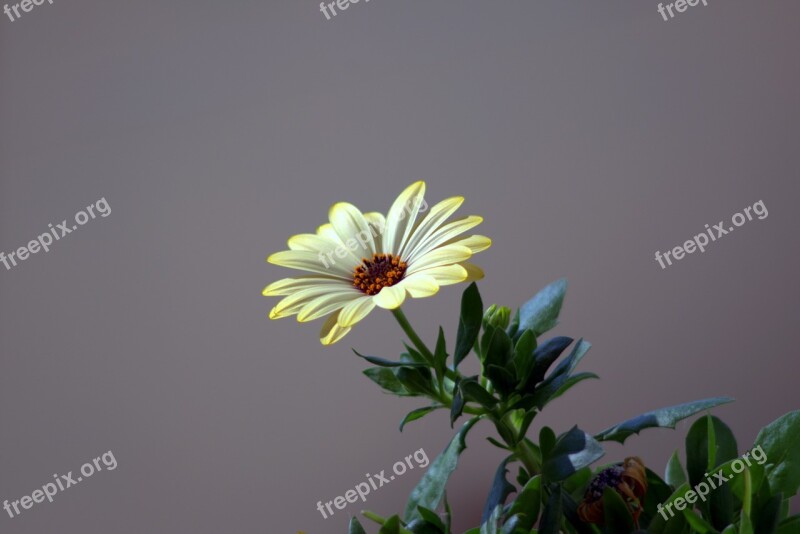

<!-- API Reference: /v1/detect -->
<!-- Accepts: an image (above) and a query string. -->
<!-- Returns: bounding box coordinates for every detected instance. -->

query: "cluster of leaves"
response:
[640,411,800,534]
[350,280,792,533]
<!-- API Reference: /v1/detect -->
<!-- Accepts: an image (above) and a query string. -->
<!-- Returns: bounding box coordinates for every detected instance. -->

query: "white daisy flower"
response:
[263,181,491,344]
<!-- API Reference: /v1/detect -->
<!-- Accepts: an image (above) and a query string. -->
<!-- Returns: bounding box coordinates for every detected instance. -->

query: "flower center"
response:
[353,254,408,295]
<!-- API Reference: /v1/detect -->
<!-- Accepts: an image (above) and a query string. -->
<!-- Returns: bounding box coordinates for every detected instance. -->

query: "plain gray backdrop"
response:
[1,1,799,532]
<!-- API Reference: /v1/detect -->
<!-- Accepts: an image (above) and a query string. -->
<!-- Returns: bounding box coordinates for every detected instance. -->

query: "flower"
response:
[263,181,491,344]
[577,457,648,525]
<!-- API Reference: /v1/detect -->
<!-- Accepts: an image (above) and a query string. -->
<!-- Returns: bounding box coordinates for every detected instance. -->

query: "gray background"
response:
[1,1,798,532]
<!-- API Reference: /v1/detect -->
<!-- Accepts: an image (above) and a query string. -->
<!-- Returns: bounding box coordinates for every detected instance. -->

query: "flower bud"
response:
[483,305,511,330]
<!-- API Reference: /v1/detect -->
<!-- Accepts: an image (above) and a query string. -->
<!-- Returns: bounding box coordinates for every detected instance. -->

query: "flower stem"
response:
[391,308,435,362]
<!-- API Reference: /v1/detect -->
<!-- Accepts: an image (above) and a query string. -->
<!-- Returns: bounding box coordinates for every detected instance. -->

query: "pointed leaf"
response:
[517,278,567,339]
[481,456,516,523]
[350,516,368,534]
[755,410,800,498]
[603,486,635,533]
[404,418,480,522]
[594,397,735,444]
[542,426,605,482]
[454,283,482,367]
[364,368,415,396]
[665,450,687,489]
[400,405,444,432]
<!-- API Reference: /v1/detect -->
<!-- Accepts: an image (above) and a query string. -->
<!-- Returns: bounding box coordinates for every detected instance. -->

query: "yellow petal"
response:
[398,274,440,298]
[270,286,344,319]
[267,250,353,279]
[409,264,469,286]
[296,290,360,322]
[383,181,426,255]
[287,233,343,253]
[400,196,464,260]
[406,244,472,275]
[262,275,346,296]
[337,296,377,327]
[328,202,376,259]
[405,216,483,265]
[363,212,386,252]
[460,262,485,281]
[320,311,352,345]
[373,284,407,309]
[445,235,492,254]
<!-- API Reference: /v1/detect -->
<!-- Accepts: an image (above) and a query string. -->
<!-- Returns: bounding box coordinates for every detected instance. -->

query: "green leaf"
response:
[356,350,428,368]
[511,329,537,385]
[484,327,513,370]
[400,405,444,432]
[349,516,368,534]
[454,283,483,367]
[460,377,498,409]
[686,415,738,529]
[681,508,716,533]
[542,426,605,482]
[506,308,520,338]
[481,456,517,523]
[404,418,480,522]
[560,490,597,534]
[530,371,598,410]
[444,493,453,533]
[754,410,800,498]
[665,450,687,489]
[379,515,402,534]
[416,506,446,532]
[752,492,782,534]
[397,367,436,396]
[640,468,676,529]
[434,327,448,385]
[364,367,415,396]
[547,338,591,381]
[778,515,800,534]
[594,397,735,444]
[739,511,754,534]
[603,486,635,533]
[526,336,574,388]
[485,364,516,398]
[686,415,738,486]
[450,380,465,427]
[538,484,564,534]
[539,426,557,459]
[517,278,568,337]
[480,504,502,534]
[402,343,429,364]
[508,475,542,530]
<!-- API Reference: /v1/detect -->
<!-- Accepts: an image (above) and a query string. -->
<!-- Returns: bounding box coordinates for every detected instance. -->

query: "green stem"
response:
[742,467,752,518]
[391,308,459,382]
[392,308,435,361]
[515,439,541,476]
[390,307,482,416]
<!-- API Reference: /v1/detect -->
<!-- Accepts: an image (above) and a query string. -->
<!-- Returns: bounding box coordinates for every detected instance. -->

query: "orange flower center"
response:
[353,253,407,295]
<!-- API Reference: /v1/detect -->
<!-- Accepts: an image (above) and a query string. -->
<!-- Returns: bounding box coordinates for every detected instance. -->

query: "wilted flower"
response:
[577,457,648,526]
